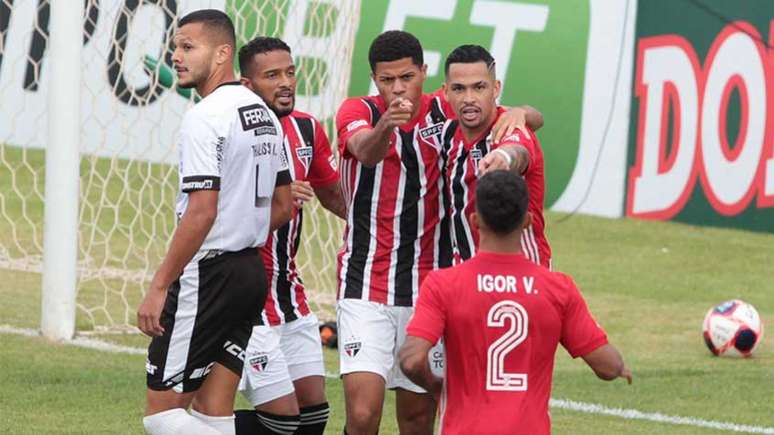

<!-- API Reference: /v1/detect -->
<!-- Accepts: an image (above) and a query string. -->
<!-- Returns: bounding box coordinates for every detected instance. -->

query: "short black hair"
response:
[444,44,495,76]
[368,30,423,72]
[178,9,235,47]
[239,37,292,77]
[476,170,529,235]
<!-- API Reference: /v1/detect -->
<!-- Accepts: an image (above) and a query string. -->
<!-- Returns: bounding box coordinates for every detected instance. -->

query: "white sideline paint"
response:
[549,399,774,434]
[3,325,773,434]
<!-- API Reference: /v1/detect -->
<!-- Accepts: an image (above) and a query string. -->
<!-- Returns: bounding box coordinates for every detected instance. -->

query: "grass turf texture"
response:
[2,210,773,433]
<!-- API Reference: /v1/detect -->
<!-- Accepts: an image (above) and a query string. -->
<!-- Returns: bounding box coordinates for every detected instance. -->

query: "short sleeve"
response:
[307,119,339,188]
[179,112,223,193]
[274,123,291,187]
[335,98,373,157]
[559,275,608,358]
[494,126,538,175]
[406,272,447,345]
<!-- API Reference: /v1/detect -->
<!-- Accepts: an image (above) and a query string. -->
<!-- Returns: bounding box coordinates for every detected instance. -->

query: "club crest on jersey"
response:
[295,146,313,169]
[249,354,269,372]
[238,103,277,136]
[344,341,362,357]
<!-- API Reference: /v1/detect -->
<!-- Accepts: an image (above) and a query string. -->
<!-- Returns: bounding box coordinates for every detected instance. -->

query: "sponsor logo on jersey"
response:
[296,146,313,169]
[328,154,338,170]
[238,104,278,136]
[346,119,368,132]
[419,122,443,141]
[343,341,361,357]
[431,350,444,369]
[249,353,269,372]
[181,179,213,191]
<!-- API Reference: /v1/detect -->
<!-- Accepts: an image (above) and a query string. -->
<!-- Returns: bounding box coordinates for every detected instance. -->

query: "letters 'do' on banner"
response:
[626,0,774,232]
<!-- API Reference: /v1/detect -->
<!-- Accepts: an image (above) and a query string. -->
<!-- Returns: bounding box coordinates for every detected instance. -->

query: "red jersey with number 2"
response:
[406,251,608,435]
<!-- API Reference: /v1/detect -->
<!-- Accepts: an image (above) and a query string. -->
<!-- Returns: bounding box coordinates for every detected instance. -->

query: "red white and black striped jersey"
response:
[335,90,454,307]
[260,110,339,326]
[441,109,552,267]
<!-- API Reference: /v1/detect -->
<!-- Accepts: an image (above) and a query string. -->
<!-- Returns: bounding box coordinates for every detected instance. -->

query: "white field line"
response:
[3,325,773,434]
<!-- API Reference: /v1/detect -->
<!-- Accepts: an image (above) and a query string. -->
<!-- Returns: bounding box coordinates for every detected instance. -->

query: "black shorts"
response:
[146,248,267,393]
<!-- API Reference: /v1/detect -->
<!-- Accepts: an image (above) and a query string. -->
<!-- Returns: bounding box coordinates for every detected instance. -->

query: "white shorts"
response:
[337,299,445,394]
[239,313,325,406]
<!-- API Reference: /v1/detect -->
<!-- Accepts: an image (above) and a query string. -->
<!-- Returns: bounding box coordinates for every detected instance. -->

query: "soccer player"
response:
[136,10,292,435]
[441,44,551,267]
[233,36,346,435]
[335,30,543,435]
[400,170,632,435]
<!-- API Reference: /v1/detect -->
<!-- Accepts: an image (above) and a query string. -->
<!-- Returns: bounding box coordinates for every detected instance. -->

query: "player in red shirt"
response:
[400,170,632,435]
[441,44,550,267]
[234,37,346,435]
[335,31,544,435]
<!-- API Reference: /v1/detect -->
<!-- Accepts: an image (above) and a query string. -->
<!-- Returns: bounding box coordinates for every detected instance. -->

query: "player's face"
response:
[444,62,501,131]
[242,50,296,117]
[371,57,426,112]
[172,23,217,89]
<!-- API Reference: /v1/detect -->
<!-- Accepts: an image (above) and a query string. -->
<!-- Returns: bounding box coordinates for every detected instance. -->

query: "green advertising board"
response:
[627,0,774,232]
[348,0,590,207]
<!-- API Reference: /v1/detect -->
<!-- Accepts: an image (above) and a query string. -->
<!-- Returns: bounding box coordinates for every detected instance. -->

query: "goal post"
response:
[0,0,358,338]
[40,0,84,340]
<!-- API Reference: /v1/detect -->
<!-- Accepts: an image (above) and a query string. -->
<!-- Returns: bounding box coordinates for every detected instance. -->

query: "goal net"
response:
[0,0,358,334]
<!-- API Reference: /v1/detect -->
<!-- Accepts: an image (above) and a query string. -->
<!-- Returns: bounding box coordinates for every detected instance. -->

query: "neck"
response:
[196,67,237,98]
[478,229,523,255]
[461,109,497,142]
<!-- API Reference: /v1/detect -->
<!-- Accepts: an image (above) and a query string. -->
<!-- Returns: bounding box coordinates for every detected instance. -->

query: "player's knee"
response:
[347,403,380,431]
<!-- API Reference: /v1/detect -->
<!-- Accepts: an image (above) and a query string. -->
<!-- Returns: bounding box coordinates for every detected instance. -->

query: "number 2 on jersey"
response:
[486,300,528,391]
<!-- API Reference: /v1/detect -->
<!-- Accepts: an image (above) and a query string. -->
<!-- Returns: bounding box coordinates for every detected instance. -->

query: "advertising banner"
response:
[627,0,774,232]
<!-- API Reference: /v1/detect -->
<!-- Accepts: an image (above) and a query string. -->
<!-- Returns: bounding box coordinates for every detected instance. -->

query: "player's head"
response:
[239,37,296,117]
[172,9,236,89]
[472,170,530,238]
[368,30,427,110]
[443,44,501,132]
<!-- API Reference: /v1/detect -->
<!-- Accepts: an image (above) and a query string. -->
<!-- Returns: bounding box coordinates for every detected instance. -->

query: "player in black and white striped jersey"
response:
[137,10,292,435]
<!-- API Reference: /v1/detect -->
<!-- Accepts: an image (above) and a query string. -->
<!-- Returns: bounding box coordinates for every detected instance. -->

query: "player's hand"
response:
[291,180,314,209]
[492,106,527,143]
[383,97,413,128]
[478,150,511,175]
[137,286,167,337]
[620,365,633,385]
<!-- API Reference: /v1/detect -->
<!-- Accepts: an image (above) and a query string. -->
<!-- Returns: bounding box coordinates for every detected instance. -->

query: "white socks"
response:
[143,408,221,435]
[191,409,236,435]
[143,408,235,435]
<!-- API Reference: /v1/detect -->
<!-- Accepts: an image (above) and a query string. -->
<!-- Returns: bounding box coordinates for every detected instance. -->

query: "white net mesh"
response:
[0,0,357,333]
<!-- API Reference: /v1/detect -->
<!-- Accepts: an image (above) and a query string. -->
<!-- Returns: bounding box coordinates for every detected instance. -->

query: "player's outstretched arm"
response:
[478,144,530,175]
[399,336,443,398]
[581,344,633,384]
[137,190,218,337]
[270,184,293,231]
[346,97,413,167]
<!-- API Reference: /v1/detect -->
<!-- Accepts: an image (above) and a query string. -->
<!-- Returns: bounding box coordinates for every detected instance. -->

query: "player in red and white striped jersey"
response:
[441,45,551,268]
[235,37,346,435]
[335,31,544,435]
[400,171,631,435]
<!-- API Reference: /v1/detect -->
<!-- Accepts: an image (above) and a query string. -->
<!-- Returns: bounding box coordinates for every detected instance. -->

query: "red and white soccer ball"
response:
[703,300,764,357]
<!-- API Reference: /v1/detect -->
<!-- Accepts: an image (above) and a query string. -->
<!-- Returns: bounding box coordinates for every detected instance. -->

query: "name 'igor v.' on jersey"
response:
[176,82,289,252]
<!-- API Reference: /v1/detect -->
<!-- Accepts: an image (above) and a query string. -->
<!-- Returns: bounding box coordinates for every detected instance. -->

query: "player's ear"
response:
[519,211,532,231]
[494,79,502,100]
[471,212,480,232]
[240,77,254,91]
[420,64,428,80]
[214,43,232,66]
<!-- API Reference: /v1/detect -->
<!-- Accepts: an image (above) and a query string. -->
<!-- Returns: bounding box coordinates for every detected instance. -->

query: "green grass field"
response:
[1,144,773,434]
[2,206,773,434]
